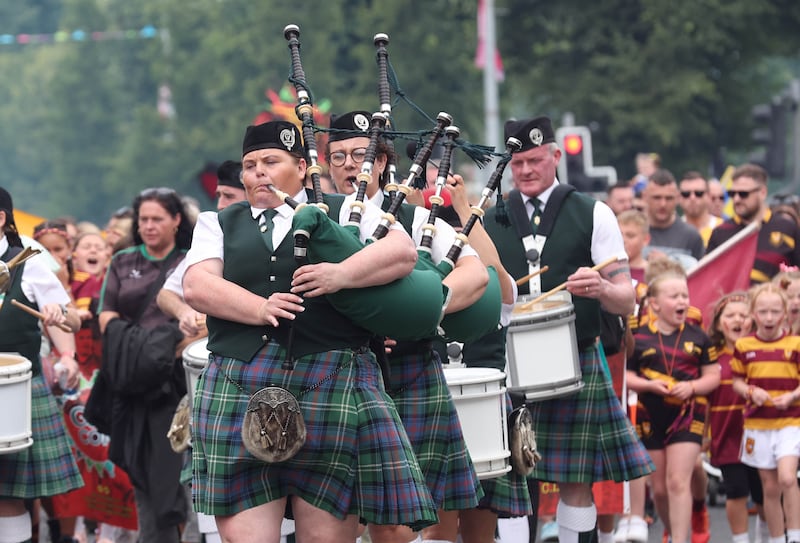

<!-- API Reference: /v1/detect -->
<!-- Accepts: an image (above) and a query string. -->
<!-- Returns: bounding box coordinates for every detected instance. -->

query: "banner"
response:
[687,220,759,326]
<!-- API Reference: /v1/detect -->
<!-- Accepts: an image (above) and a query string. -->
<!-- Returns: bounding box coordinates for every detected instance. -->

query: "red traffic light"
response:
[563,134,584,155]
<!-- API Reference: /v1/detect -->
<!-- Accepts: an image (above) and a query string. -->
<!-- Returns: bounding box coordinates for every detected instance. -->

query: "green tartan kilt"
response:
[386,350,483,511]
[0,375,83,498]
[191,343,438,531]
[528,345,654,483]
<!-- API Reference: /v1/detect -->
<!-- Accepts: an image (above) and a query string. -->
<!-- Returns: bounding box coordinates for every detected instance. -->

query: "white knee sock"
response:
[497,517,530,543]
[0,513,32,543]
[557,501,597,543]
[598,530,615,543]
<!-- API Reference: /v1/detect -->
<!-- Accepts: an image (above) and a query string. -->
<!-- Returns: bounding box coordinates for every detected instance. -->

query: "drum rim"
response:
[183,358,208,370]
[0,436,34,455]
[442,367,505,385]
[183,338,210,359]
[0,354,32,374]
[510,304,575,324]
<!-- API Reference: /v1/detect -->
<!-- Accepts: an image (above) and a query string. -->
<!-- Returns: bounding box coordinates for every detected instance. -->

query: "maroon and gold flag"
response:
[688,220,759,326]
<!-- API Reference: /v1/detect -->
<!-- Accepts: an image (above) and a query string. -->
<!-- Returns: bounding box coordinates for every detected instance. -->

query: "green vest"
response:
[464,191,601,368]
[0,246,42,374]
[206,194,372,361]
[380,195,418,238]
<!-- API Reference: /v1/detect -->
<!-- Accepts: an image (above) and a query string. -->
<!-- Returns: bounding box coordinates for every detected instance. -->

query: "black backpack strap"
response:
[537,184,576,237]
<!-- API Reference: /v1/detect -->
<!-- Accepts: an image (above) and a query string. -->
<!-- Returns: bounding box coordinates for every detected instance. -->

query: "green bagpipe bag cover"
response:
[440,265,502,342]
[292,205,445,339]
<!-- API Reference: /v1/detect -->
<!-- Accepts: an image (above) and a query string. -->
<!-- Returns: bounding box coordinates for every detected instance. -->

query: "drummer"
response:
[326,111,494,543]
[0,186,83,543]
[472,117,655,543]
[182,120,437,542]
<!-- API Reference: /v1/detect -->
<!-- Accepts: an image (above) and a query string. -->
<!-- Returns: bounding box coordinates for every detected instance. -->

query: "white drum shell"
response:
[182,338,210,406]
[0,353,33,454]
[506,292,583,401]
[443,367,510,480]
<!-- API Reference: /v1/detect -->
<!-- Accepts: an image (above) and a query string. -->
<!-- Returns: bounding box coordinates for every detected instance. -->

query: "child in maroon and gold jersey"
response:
[732,283,800,543]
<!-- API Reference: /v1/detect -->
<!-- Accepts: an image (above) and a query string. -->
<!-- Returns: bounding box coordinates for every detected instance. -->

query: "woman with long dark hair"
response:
[97,188,193,543]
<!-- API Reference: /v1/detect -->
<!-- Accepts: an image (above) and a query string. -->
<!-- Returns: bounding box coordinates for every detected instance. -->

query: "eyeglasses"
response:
[727,188,760,199]
[680,190,706,198]
[328,148,367,167]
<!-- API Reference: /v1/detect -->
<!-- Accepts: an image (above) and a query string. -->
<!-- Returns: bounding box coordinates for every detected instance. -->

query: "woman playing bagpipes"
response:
[182,120,438,543]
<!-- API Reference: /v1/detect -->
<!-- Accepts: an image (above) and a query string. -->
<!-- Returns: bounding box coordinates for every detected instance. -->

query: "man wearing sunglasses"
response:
[678,171,723,248]
[642,169,705,269]
[707,163,800,283]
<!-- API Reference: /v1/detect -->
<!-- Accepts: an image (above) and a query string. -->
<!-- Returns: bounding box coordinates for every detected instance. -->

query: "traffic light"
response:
[750,98,788,178]
[556,126,617,195]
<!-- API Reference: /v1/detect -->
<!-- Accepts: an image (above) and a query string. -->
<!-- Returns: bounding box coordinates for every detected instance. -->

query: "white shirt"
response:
[351,191,478,264]
[162,258,188,297]
[185,189,406,268]
[519,180,628,265]
[0,235,70,307]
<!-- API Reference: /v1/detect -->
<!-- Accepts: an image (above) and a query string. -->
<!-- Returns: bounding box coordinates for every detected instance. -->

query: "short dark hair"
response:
[648,169,677,187]
[732,163,768,185]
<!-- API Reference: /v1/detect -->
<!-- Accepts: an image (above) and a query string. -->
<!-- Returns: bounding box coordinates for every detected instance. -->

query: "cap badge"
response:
[529,128,543,146]
[280,128,296,151]
[354,113,369,131]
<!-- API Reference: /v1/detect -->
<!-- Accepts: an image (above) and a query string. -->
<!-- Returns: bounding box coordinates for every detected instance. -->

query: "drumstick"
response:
[518,256,620,311]
[10,299,72,332]
[515,265,549,287]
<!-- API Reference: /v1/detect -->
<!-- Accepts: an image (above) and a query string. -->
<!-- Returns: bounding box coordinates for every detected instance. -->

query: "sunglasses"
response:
[727,188,760,199]
[680,190,706,198]
[709,195,724,202]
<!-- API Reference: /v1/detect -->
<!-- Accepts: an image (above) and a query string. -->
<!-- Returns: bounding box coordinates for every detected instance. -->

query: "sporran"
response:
[508,405,541,476]
[242,386,306,463]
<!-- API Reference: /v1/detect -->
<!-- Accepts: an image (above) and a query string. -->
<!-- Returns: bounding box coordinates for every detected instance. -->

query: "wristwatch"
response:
[59,304,68,317]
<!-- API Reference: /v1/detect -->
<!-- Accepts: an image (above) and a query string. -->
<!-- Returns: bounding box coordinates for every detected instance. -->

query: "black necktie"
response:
[530,198,542,234]
[259,209,278,252]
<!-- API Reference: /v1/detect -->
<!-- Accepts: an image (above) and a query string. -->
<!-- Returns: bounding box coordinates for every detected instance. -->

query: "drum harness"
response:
[506,184,576,297]
[504,186,578,475]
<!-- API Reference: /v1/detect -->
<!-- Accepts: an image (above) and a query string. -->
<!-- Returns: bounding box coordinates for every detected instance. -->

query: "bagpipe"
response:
[281,25,444,340]
[280,24,520,342]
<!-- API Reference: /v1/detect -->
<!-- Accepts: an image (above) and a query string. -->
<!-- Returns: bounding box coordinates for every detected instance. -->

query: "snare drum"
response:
[443,367,510,479]
[506,291,583,401]
[182,338,210,406]
[0,353,33,454]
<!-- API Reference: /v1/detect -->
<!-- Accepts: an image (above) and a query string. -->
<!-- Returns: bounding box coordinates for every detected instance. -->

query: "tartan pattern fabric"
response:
[528,346,654,483]
[477,470,533,517]
[191,343,438,530]
[475,391,533,517]
[386,350,483,511]
[0,375,83,498]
